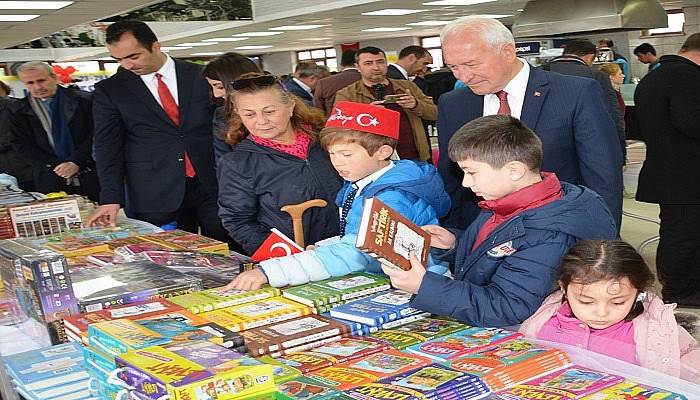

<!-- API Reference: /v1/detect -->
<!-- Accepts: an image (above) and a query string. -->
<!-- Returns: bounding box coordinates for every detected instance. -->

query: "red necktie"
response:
[156,73,196,178]
[496,90,511,116]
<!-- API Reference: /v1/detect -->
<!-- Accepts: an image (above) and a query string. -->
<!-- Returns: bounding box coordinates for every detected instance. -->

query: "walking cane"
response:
[281,199,328,248]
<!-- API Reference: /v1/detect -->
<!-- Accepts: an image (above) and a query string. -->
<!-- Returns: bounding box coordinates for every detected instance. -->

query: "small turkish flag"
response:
[250,228,303,262]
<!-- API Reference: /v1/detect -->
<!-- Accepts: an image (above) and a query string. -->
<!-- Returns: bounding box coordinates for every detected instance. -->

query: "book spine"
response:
[215,291,277,309]
[282,328,341,349]
[380,312,430,330]
[281,292,322,308]
[242,310,309,330]
[268,335,343,358]
[340,284,391,301]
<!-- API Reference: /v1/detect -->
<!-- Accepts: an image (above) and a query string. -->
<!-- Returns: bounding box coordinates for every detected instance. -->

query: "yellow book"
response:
[201,297,312,332]
[170,286,281,314]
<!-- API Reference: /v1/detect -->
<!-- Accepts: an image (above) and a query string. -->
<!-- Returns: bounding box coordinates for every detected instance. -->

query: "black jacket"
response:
[0,97,33,188]
[387,64,407,80]
[218,138,342,254]
[635,55,700,204]
[8,87,99,199]
[546,56,626,154]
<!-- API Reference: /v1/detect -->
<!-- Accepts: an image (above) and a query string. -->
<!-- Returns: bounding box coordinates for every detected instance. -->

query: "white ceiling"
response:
[1,0,699,61]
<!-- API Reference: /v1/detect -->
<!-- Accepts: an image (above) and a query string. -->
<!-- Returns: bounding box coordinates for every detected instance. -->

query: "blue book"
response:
[330,289,421,326]
[20,379,92,400]
[2,342,88,392]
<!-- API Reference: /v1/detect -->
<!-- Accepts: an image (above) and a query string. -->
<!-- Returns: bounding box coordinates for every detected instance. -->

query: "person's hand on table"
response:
[86,204,120,227]
[222,268,268,291]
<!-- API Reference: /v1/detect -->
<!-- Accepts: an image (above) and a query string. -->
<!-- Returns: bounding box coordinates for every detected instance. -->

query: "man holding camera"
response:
[334,46,436,162]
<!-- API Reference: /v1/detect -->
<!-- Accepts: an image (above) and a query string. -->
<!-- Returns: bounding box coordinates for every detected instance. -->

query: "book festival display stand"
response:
[0,191,699,399]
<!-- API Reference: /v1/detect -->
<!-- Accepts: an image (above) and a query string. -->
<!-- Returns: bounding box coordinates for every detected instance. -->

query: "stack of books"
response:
[171,286,281,314]
[69,260,202,312]
[581,380,689,399]
[140,229,230,255]
[282,273,390,314]
[260,336,389,374]
[2,342,92,400]
[307,348,434,391]
[493,365,625,399]
[369,316,469,349]
[344,363,490,399]
[444,338,571,391]
[200,296,314,333]
[406,326,523,362]
[329,289,429,331]
[276,376,342,399]
[3,195,96,240]
[241,314,355,357]
[0,190,40,239]
[116,339,275,399]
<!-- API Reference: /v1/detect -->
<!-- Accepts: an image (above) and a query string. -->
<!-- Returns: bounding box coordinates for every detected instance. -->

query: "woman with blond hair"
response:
[217,73,342,255]
[599,62,626,127]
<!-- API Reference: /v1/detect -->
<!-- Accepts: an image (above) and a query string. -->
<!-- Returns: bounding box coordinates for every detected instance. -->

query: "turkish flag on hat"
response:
[326,101,400,139]
[250,228,304,262]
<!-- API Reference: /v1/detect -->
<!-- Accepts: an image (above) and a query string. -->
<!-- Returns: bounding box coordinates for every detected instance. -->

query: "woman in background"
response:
[202,52,260,162]
[599,63,626,128]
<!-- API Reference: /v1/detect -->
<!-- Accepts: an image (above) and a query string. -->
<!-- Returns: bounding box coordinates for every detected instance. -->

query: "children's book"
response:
[87,318,171,356]
[495,365,625,399]
[581,380,688,400]
[282,273,390,307]
[140,229,229,255]
[170,285,281,314]
[355,197,430,271]
[372,363,488,398]
[276,377,341,399]
[329,289,419,326]
[2,342,87,392]
[116,340,275,400]
[370,317,468,349]
[407,326,522,362]
[241,314,352,357]
[272,336,389,374]
[256,356,303,384]
[201,296,313,332]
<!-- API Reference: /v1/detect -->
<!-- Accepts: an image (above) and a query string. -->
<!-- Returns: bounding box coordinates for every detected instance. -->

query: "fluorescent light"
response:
[175,42,217,46]
[361,27,412,32]
[0,1,71,9]
[161,46,191,51]
[0,14,37,21]
[423,0,496,5]
[235,45,273,50]
[203,37,248,42]
[269,25,325,30]
[299,37,332,41]
[362,9,427,16]
[191,52,224,56]
[407,20,452,26]
[467,14,512,18]
[232,31,282,37]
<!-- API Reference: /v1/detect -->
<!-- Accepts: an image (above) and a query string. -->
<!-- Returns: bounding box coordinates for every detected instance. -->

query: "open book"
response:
[355,197,430,271]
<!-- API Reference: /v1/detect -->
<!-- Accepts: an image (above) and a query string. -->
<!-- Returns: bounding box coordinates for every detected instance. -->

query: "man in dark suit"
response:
[9,61,99,200]
[437,17,623,232]
[387,45,433,81]
[635,33,700,307]
[313,49,361,116]
[285,61,329,107]
[87,20,228,242]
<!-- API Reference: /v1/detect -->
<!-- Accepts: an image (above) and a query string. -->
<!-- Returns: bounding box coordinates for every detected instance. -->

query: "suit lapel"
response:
[465,89,484,123]
[175,60,191,128]
[121,69,176,129]
[60,87,78,123]
[520,66,549,130]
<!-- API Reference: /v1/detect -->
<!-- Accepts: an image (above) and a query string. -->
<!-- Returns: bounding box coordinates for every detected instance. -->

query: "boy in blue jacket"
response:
[382,115,617,327]
[225,101,451,290]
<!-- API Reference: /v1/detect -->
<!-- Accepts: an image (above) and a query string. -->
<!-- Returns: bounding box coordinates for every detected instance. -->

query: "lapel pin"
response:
[534,91,541,97]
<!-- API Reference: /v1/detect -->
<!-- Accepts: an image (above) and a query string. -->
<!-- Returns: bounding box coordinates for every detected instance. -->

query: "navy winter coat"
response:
[411,181,617,327]
[217,138,342,254]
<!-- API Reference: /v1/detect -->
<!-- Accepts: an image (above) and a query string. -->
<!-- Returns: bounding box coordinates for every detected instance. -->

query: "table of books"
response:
[0,190,697,399]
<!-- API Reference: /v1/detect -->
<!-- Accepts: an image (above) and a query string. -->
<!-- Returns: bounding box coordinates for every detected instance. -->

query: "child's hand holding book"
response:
[421,225,456,250]
[380,251,426,294]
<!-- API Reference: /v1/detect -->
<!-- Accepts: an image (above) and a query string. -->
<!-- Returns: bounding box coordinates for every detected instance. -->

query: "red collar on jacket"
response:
[473,172,563,250]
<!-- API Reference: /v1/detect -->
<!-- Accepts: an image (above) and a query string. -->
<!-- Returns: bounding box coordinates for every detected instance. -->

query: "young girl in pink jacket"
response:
[520,240,700,382]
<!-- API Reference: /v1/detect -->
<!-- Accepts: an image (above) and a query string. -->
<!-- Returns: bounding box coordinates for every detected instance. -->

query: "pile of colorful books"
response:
[2,342,93,400]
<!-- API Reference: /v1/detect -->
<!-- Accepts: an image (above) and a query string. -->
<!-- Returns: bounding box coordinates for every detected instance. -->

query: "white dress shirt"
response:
[389,63,409,79]
[482,59,530,119]
[140,55,178,106]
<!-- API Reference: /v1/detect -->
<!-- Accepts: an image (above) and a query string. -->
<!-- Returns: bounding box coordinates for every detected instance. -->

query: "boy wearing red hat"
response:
[226,101,451,290]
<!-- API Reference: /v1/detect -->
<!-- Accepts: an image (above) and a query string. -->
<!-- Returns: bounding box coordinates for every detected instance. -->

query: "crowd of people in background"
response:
[1,16,700,382]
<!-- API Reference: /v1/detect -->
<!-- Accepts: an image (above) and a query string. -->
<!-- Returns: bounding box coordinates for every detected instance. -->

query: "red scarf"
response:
[472,172,563,251]
[250,130,312,160]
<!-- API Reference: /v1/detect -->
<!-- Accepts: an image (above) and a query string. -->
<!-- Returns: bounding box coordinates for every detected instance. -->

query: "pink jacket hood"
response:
[520,291,700,382]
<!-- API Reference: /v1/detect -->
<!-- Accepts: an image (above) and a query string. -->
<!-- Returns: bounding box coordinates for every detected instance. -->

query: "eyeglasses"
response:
[229,75,280,90]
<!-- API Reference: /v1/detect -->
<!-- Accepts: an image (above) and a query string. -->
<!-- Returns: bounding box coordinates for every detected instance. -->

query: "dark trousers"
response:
[657,204,700,300]
[130,177,242,252]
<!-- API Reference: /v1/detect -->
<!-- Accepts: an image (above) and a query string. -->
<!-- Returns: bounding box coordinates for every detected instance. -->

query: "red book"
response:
[251,228,303,262]
[355,197,430,271]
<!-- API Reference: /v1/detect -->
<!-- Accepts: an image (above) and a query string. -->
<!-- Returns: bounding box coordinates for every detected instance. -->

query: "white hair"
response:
[440,16,514,51]
[17,61,54,76]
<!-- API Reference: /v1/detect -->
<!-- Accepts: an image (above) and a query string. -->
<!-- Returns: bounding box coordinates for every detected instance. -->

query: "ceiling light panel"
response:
[161,46,191,51]
[232,31,282,37]
[175,42,217,46]
[406,20,452,26]
[0,14,37,21]
[361,27,412,32]
[269,25,325,30]
[191,52,224,56]
[422,0,496,5]
[235,45,273,50]
[203,37,248,42]
[362,9,427,16]
[0,1,72,9]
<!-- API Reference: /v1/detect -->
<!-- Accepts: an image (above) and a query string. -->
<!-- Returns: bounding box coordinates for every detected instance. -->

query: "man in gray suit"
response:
[313,50,361,116]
